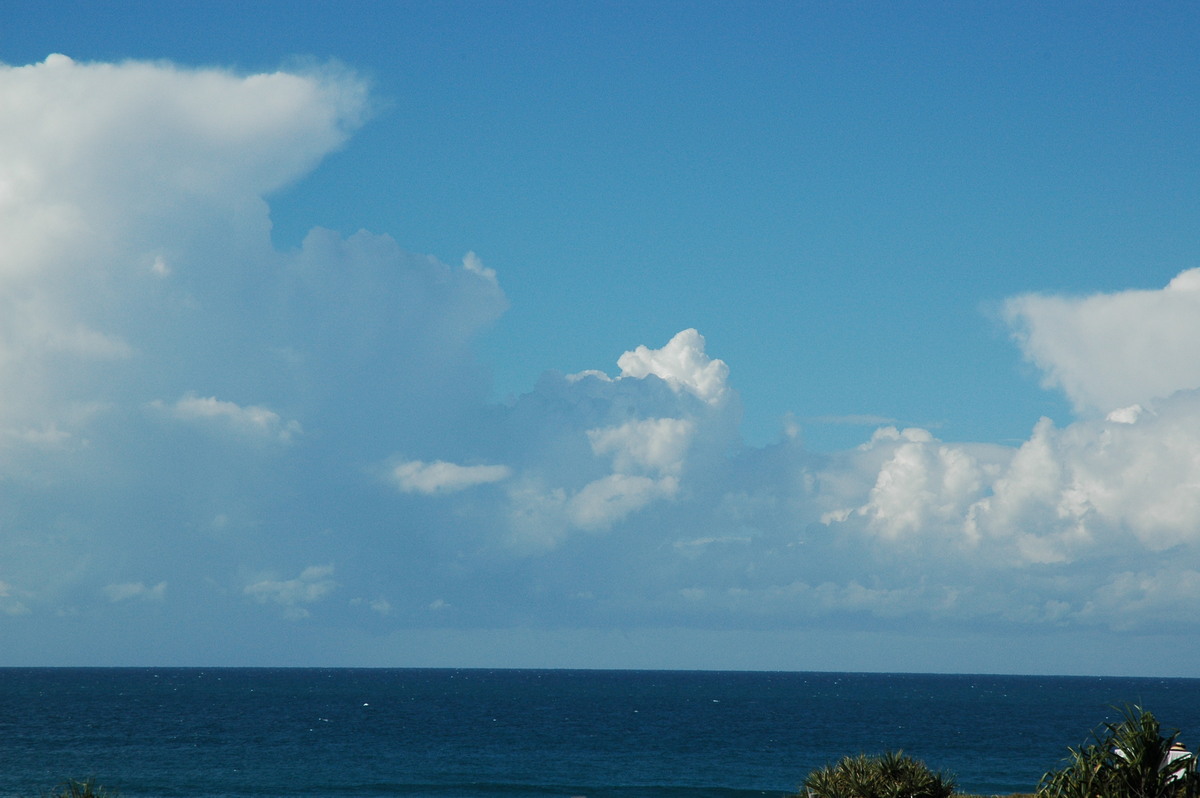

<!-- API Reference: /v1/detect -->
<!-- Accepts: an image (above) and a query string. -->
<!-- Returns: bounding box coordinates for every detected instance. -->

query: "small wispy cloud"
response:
[104,581,167,603]
[151,393,301,443]
[245,565,336,619]
[461,251,497,283]
[0,581,30,616]
[351,596,392,615]
[391,459,510,494]
[807,414,899,427]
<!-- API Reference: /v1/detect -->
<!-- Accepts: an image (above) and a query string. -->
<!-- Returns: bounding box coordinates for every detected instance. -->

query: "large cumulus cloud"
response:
[0,56,504,628]
[1004,269,1200,414]
[0,55,365,436]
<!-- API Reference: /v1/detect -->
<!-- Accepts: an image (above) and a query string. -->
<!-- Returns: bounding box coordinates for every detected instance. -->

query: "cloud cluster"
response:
[387,314,1200,636]
[2,54,1199,666]
[844,403,1200,558]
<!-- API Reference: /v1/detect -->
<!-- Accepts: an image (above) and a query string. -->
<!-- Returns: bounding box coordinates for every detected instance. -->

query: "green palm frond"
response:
[802,751,957,798]
[43,779,118,798]
[1038,706,1197,798]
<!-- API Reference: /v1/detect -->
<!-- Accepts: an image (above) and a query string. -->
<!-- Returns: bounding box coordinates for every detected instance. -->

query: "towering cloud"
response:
[0,56,504,629]
[0,55,366,437]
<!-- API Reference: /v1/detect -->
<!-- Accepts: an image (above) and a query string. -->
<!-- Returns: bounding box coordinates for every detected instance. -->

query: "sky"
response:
[1,1,1200,675]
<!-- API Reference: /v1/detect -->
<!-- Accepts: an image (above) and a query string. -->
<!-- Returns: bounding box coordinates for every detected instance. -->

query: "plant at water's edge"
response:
[1038,706,1198,798]
[43,779,118,798]
[800,751,957,798]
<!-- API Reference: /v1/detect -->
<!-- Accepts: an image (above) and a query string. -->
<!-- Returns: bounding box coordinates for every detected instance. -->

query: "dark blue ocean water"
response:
[2,669,1199,798]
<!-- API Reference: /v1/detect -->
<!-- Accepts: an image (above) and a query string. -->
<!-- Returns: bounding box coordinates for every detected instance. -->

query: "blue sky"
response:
[2,2,1200,674]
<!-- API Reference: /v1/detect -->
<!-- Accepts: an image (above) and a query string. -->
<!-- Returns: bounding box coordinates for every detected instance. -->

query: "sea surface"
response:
[2,669,1199,798]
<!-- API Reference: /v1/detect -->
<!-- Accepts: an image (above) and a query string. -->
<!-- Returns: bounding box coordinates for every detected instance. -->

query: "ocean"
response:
[2,669,1199,798]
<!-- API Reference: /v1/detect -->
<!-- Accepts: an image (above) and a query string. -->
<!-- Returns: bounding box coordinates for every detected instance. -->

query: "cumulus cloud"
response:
[104,581,166,602]
[350,596,392,615]
[0,54,365,226]
[392,459,511,494]
[0,55,505,639]
[567,473,680,530]
[818,393,1200,575]
[0,580,30,616]
[0,54,369,438]
[614,329,730,405]
[1004,268,1200,413]
[503,472,679,551]
[587,417,695,476]
[490,331,737,552]
[1076,568,1200,631]
[460,251,496,283]
[848,427,1004,543]
[393,310,1200,638]
[152,394,301,443]
[245,565,336,619]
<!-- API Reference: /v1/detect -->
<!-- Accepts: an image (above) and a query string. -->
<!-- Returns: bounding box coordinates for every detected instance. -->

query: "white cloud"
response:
[567,473,679,530]
[503,473,676,550]
[1106,404,1144,424]
[854,430,999,543]
[0,55,365,228]
[0,423,73,449]
[1076,568,1200,631]
[614,329,730,405]
[967,394,1200,560]
[0,580,30,616]
[587,417,695,476]
[461,251,496,283]
[351,596,392,615]
[492,331,737,551]
[0,55,368,438]
[104,581,166,602]
[153,393,301,443]
[505,478,572,551]
[245,565,336,619]
[1005,268,1200,413]
[504,467,679,552]
[392,459,511,494]
[809,388,1200,588]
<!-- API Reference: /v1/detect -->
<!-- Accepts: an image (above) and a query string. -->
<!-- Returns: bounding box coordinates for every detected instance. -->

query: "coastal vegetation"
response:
[799,707,1194,798]
[44,780,117,798]
[801,751,957,798]
[1038,707,1197,798]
